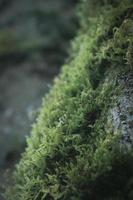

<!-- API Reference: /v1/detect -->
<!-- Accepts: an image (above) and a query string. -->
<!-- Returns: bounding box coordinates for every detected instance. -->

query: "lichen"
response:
[6,0,133,199]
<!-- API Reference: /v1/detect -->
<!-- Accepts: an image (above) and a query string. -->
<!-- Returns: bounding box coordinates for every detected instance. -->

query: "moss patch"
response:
[6,0,133,199]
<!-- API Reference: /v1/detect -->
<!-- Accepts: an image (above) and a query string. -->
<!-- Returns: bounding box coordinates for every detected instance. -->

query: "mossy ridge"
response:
[6,0,133,199]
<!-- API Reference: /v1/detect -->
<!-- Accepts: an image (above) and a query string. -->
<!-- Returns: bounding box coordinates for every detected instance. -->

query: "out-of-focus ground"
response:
[0,0,78,198]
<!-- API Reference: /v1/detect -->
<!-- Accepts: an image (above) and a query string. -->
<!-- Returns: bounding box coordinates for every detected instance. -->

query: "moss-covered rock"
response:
[6,0,133,199]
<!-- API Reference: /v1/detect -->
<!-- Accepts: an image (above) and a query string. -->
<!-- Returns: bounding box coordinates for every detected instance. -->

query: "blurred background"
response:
[0,0,78,198]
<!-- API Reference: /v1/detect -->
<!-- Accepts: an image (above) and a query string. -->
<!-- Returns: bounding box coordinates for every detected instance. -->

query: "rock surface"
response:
[110,72,133,147]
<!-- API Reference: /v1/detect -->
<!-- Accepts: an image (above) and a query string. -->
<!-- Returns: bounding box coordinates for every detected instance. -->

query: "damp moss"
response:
[6,0,133,199]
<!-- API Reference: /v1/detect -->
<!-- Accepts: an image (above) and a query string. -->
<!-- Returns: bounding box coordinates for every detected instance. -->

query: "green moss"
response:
[6,0,133,199]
